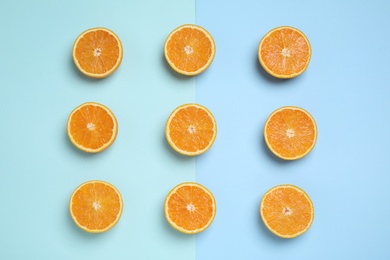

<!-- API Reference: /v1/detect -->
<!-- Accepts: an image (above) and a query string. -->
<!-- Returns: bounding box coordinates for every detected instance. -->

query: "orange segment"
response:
[258,26,311,78]
[73,27,123,78]
[164,24,216,76]
[260,185,314,238]
[67,102,118,153]
[264,106,317,160]
[164,182,216,234]
[166,104,217,156]
[69,180,123,233]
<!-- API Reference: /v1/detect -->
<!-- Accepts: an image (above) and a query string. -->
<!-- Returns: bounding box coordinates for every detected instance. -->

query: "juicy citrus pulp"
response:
[166,103,217,156]
[72,27,123,78]
[258,26,311,78]
[164,182,216,234]
[67,102,118,153]
[260,184,314,238]
[264,106,317,160]
[164,24,216,76]
[69,180,123,233]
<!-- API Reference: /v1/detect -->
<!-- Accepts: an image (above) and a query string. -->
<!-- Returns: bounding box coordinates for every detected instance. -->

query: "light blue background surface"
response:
[1,0,390,259]
[0,0,196,259]
[196,0,390,259]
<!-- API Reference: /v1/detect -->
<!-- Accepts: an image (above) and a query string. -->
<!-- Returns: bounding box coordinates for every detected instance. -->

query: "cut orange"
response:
[67,102,118,153]
[258,26,311,78]
[72,27,123,78]
[164,24,216,76]
[164,182,216,234]
[264,106,317,160]
[260,184,314,238]
[166,104,217,156]
[69,180,123,233]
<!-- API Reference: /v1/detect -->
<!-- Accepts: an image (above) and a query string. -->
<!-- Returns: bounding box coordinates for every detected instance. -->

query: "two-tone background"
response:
[1,0,390,259]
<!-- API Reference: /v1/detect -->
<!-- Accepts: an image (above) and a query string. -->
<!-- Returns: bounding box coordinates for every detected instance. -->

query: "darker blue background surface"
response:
[195,0,390,259]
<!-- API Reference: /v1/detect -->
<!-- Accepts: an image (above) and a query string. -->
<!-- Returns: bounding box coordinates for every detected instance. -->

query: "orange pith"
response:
[73,27,123,78]
[164,24,216,76]
[166,104,217,156]
[258,26,311,78]
[164,182,216,234]
[264,106,317,160]
[260,185,314,238]
[67,102,118,153]
[69,180,123,233]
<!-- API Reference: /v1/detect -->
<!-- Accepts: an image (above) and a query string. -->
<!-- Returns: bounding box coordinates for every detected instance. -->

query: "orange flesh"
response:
[262,186,313,237]
[166,27,213,73]
[265,108,315,159]
[260,28,310,76]
[167,185,214,232]
[71,182,122,231]
[168,106,215,153]
[69,105,115,150]
[74,30,120,74]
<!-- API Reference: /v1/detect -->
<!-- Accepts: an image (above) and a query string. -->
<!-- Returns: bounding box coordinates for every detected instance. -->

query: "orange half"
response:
[260,184,314,238]
[264,106,317,160]
[166,103,217,156]
[73,27,123,78]
[164,182,216,234]
[258,26,311,78]
[69,180,123,233]
[164,24,216,76]
[67,102,118,153]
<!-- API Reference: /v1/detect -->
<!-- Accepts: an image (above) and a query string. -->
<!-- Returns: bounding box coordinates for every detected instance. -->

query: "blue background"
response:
[1,0,390,259]
[0,0,196,259]
[196,0,390,259]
